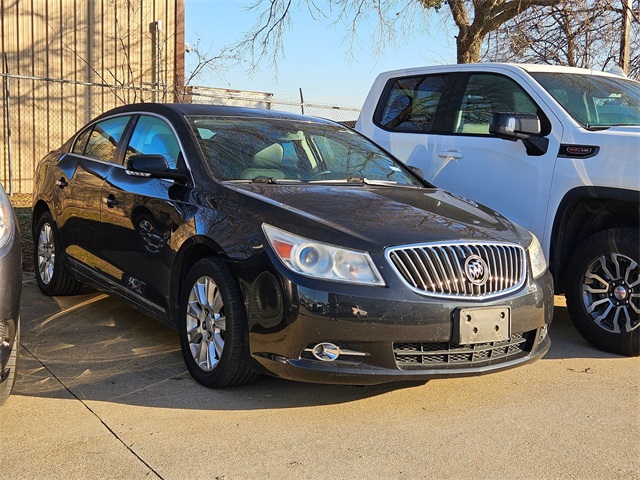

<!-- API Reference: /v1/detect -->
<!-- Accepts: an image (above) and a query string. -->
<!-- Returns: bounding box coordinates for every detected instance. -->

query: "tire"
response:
[0,323,19,407]
[565,228,640,356]
[178,257,258,387]
[33,211,83,296]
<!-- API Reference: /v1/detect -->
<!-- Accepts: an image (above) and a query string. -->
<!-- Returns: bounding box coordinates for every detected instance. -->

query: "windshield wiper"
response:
[250,176,281,184]
[346,176,366,184]
[352,177,398,186]
[307,177,399,186]
[588,123,638,130]
[584,123,612,131]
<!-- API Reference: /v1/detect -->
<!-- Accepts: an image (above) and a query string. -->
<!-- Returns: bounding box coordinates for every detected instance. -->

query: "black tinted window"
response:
[72,128,91,155]
[125,115,181,169]
[376,75,448,132]
[84,116,131,163]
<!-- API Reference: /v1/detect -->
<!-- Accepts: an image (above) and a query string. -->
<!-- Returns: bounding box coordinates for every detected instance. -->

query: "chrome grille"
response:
[394,332,532,369]
[386,242,526,299]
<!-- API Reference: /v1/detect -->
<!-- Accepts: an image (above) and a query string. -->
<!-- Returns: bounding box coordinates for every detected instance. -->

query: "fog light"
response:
[539,325,548,341]
[303,343,369,362]
[311,343,340,362]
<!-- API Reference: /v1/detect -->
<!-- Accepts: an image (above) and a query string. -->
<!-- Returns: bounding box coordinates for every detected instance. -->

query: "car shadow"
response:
[542,295,623,360]
[15,277,621,410]
[15,277,425,410]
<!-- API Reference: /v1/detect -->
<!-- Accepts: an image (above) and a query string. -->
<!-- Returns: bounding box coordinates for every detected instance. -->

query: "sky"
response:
[184,0,458,107]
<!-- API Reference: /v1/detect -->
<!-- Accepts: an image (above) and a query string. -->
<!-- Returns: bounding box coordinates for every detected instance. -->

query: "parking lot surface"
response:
[1,274,639,480]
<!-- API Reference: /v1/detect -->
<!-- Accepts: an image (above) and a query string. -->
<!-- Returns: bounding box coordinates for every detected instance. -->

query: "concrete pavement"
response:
[1,274,638,479]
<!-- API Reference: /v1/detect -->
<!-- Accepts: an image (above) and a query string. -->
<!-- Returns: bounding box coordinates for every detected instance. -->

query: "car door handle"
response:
[438,151,464,160]
[56,177,68,189]
[106,194,119,208]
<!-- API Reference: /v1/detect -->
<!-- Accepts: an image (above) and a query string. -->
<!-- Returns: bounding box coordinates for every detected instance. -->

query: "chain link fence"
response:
[186,86,361,125]
[0,74,361,194]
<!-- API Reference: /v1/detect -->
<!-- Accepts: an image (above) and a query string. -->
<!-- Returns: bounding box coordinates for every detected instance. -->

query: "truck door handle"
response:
[438,151,464,160]
[106,194,119,208]
[56,177,68,189]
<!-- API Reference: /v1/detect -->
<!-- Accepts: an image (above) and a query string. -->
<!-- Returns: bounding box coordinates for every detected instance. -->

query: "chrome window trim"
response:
[69,111,196,186]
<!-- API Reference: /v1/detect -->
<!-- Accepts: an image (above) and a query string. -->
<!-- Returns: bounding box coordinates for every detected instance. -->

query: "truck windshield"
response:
[531,72,640,129]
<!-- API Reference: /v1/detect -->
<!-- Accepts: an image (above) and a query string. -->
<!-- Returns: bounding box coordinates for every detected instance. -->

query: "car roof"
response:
[95,102,337,124]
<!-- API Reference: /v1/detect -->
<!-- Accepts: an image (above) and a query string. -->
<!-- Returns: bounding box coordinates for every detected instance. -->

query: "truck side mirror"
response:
[408,165,425,179]
[490,112,549,156]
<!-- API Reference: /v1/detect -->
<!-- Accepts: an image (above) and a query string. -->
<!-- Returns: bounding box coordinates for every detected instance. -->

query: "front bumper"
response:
[235,256,554,385]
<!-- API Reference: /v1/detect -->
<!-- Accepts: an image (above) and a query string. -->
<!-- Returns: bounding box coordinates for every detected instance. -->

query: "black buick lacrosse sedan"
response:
[32,104,553,387]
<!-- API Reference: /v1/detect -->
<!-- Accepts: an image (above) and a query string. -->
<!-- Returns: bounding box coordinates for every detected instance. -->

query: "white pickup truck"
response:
[356,63,639,356]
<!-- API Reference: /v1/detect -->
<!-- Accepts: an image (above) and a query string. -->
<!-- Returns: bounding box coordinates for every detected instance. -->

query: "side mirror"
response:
[490,112,540,138]
[126,154,189,183]
[490,112,549,156]
[408,165,425,179]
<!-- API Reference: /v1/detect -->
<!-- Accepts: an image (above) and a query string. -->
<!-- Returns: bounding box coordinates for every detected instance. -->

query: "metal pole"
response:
[157,20,164,102]
[3,53,12,196]
[299,87,305,115]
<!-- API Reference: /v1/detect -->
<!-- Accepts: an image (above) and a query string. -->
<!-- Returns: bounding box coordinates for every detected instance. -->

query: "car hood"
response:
[225,183,523,252]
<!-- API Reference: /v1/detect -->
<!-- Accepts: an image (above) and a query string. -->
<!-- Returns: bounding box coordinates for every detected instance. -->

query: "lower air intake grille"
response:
[394,332,533,369]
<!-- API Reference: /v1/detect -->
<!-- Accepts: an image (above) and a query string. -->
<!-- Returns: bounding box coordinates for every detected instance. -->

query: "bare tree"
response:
[183,39,234,89]
[229,0,561,71]
[441,0,561,63]
[482,0,640,78]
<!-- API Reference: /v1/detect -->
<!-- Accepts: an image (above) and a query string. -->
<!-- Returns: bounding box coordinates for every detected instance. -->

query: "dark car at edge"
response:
[32,103,553,387]
[0,182,21,405]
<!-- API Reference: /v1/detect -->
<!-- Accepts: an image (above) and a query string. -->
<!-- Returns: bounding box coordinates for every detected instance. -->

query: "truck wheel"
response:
[565,228,639,356]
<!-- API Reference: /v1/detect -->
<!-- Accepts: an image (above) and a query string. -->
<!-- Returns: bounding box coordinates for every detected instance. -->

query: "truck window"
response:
[375,74,448,132]
[454,74,540,135]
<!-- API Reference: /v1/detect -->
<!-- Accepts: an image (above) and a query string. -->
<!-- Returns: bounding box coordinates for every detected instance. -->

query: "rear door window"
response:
[375,74,449,132]
[84,116,131,163]
[72,128,91,155]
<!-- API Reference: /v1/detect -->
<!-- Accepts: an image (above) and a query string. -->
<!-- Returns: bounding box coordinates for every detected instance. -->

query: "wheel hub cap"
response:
[37,223,55,285]
[185,276,226,372]
[613,285,628,301]
[582,253,639,333]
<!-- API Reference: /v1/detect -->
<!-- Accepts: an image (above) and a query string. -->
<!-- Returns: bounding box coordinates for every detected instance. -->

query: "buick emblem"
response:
[465,255,489,285]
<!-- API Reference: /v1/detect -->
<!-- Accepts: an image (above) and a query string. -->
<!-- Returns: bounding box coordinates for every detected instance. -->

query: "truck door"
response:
[426,72,563,238]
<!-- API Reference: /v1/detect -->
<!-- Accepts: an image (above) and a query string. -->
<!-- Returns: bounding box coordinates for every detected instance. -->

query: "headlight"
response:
[0,186,13,249]
[262,224,385,286]
[527,232,547,279]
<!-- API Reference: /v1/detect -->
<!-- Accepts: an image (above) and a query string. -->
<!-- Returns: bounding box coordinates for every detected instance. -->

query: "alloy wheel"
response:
[581,253,640,333]
[37,223,55,285]
[185,276,226,371]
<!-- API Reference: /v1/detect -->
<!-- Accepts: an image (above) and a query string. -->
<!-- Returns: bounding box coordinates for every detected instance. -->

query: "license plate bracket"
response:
[453,306,511,345]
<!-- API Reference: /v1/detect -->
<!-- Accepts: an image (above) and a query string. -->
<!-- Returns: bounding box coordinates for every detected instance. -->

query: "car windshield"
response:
[187,115,422,186]
[530,72,640,129]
